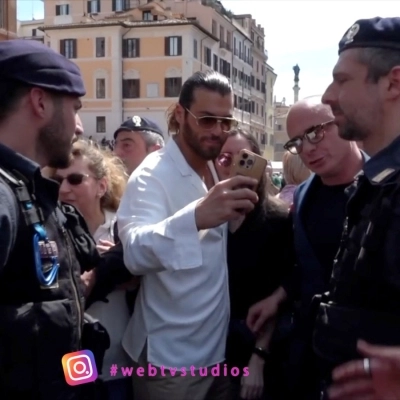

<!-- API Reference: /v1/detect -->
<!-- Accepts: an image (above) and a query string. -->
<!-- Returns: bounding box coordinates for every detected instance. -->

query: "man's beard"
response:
[338,119,369,142]
[182,121,225,160]
[38,112,72,169]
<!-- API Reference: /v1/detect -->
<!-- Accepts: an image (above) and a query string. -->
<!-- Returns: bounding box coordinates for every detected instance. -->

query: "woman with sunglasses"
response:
[215,129,295,400]
[54,139,132,400]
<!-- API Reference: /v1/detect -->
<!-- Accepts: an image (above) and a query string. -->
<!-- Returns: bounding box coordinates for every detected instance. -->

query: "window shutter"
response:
[73,39,77,58]
[55,5,60,15]
[60,39,65,55]
[136,39,140,57]
[97,0,101,12]
[87,1,91,13]
[177,37,182,55]
[165,37,170,56]
[112,0,116,11]
[122,39,126,57]
[164,78,169,97]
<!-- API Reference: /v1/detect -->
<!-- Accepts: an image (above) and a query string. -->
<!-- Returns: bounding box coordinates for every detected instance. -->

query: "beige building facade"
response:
[0,0,17,40]
[273,98,290,161]
[40,0,276,158]
[18,19,45,42]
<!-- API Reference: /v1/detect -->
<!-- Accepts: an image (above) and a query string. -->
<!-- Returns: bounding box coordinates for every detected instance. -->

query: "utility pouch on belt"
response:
[81,313,110,376]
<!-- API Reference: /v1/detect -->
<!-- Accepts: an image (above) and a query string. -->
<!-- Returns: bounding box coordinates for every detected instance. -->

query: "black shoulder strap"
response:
[0,167,43,228]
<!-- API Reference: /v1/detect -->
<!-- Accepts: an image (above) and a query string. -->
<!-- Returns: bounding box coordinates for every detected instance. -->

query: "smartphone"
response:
[229,149,268,188]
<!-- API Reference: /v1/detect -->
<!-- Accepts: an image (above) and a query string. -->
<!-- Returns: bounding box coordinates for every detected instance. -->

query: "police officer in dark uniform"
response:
[0,39,89,399]
[311,16,400,396]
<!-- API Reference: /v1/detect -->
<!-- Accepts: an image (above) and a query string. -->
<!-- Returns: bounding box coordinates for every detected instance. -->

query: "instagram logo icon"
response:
[62,350,98,386]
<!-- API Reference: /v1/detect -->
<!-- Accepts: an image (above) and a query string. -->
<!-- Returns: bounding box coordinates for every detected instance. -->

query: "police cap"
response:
[339,17,400,54]
[0,39,85,96]
[114,116,163,139]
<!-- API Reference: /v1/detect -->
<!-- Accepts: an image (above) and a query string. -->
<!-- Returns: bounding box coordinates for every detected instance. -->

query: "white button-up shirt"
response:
[117,138,230,369]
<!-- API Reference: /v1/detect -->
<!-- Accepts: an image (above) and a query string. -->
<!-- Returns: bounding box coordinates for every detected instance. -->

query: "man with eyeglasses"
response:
[116,70,258,400]
[247,95,366,398]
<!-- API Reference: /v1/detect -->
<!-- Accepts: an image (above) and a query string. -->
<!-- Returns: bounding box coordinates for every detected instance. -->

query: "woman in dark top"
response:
[215,129,294,400]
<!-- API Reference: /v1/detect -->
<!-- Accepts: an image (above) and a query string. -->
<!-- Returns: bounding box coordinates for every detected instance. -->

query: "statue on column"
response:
[293,64,300,82]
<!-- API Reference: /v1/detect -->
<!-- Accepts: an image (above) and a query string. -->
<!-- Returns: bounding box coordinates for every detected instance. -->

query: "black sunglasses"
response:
[53,173,90,186]
[284,120,335,155]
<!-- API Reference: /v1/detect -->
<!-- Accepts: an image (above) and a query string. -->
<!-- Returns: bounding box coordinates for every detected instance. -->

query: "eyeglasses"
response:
[185,108,238,133]
[283,120,335,155]
[52,173,91,186]
[216,152,233,167]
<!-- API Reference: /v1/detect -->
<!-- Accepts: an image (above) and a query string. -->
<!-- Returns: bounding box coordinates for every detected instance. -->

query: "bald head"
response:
[286,96,334,138]
[283,96,360,184]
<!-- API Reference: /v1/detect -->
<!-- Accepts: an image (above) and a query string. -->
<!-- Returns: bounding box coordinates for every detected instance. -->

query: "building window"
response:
[0,1,3,29]
[112,0,128,12]
[87,0,100,13]
[193,39,198,59]
[212,20,217,36]
[55,4,70,15]
[143,11,153,20]
[32,29,37,36]
[96,78,105,98]
[165,36,182,56]
[219,26,224,42]
[96,116,106,133]
[256,79,260,91]
[96,37,105,57]
[165,77,182,97]
[113,0,122,12]
[213,54,218,72]
[226,31,232,50]
[60,39,77,59]
[123,79,140,98]
[122,38,140,58]
[204,47,211,67]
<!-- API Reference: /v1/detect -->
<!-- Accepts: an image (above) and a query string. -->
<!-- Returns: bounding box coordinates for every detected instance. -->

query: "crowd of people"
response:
[0,14,400,400]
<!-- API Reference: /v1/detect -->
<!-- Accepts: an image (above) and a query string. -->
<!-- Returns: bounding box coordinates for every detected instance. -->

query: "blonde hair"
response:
[71,139,128,212]
[282,151,311,185]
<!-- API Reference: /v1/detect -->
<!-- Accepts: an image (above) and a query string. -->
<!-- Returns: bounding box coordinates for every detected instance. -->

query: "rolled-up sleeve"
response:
[117,167,203,274]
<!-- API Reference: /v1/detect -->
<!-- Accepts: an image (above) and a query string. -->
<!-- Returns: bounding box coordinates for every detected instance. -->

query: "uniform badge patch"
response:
[38,240,59,289]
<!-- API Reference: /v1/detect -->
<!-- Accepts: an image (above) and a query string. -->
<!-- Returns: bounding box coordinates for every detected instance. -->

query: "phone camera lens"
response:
[247,160,253,165]
[239,160,245,166]
[242,153,248,159]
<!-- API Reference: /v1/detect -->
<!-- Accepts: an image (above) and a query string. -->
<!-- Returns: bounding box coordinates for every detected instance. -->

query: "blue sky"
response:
[18,0,399,103]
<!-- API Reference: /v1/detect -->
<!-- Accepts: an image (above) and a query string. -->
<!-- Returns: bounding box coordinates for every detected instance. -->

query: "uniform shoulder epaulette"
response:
[371,168,397,184]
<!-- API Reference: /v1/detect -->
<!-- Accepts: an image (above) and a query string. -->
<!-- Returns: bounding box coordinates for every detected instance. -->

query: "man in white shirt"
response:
[117,70,259,400]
